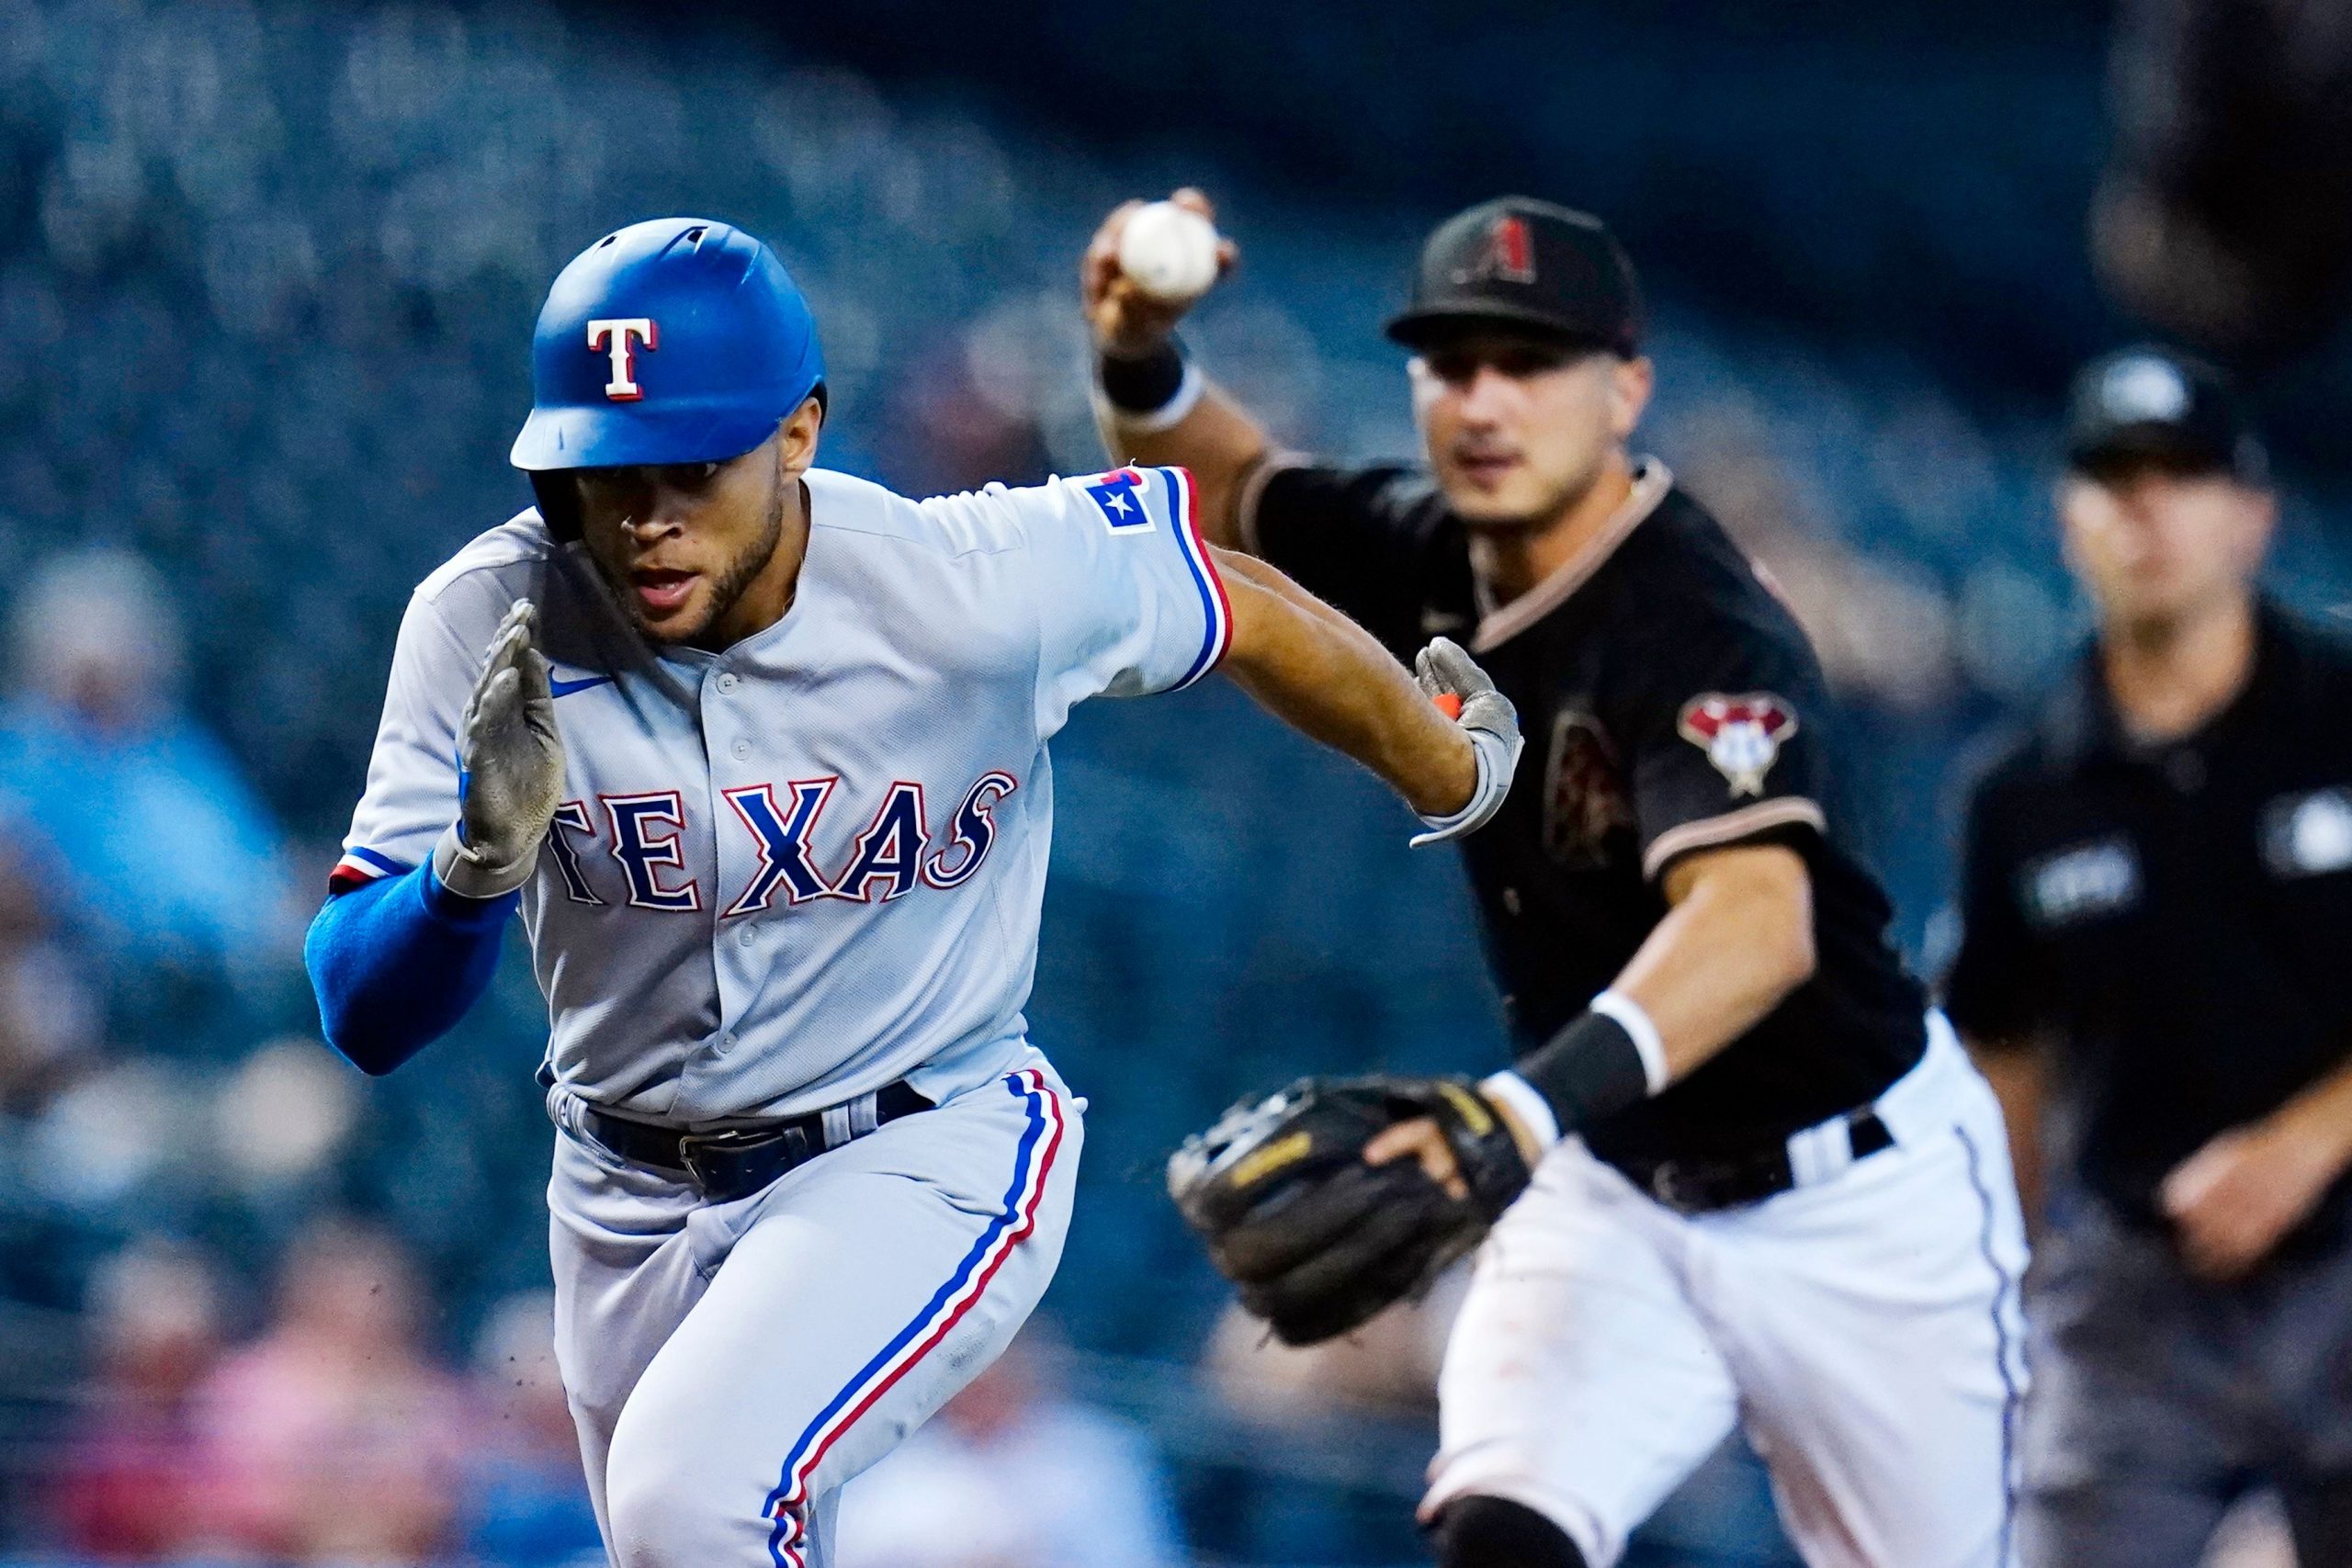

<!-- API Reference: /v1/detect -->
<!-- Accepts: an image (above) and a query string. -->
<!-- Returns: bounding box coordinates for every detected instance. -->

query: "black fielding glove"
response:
[1168,1074,1532,1345]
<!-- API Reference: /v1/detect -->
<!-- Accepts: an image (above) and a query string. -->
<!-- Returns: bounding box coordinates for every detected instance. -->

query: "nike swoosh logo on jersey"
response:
[549,673,616,698]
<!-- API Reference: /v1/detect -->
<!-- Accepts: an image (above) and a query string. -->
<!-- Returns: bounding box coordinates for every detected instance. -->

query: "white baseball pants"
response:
[1425,1017,2029,1567]
[547,1053,1081,1568]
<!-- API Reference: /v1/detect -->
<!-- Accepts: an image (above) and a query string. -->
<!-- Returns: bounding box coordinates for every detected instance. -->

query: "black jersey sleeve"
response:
[1246,461,1467,659]
[1941,773,2053,1042]
[1614,609,1831,882]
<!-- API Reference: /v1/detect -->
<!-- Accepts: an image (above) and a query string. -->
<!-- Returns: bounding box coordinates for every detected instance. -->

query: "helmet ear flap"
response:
[529,471,584,543]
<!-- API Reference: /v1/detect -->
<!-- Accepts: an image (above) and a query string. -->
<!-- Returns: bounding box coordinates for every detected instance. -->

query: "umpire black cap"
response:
[2064,346,2267,485]
[1385,197,1644,357]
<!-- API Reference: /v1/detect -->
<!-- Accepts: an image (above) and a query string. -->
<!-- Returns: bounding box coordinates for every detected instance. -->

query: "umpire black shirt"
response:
[1247,457,1928,1166]
[1946,601,2352,1224]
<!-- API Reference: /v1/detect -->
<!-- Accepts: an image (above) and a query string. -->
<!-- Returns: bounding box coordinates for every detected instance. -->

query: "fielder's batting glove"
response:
[1409,637,1523,847]
[433,600,565,899]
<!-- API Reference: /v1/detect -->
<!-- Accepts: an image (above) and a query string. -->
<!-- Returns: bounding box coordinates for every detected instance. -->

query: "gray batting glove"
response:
[1409,637,1523,848]
[433,600,564,899]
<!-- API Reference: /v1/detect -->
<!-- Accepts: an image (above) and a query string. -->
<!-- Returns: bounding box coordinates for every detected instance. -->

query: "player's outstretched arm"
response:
[1083,190,1274,550]
[1213,547,1519,835]
[306,851,517,1075]
[1469,842,1815,1142]
[1368,840,1818,1190]
[1606,842,1818,1078]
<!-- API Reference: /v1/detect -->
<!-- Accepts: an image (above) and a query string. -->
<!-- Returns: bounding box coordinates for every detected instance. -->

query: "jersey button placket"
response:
[701,664,750,1081]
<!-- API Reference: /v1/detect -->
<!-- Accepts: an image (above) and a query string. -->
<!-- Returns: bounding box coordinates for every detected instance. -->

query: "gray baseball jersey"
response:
[333,464,1228,1123]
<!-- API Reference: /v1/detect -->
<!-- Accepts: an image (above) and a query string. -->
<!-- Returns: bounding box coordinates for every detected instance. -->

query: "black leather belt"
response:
[1609,1107,1894,1216]
[581,1080,933,1203]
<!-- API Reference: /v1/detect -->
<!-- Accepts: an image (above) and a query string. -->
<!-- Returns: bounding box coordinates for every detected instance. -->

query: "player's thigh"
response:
[602,1066,1080,1568]
[1709,1086,2029,1568]
[1428,1144,1738,1568]
[546,1126,713,1513]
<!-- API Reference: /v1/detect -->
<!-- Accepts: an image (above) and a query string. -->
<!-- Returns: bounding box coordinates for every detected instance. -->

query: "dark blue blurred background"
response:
[0,1,2342,1562]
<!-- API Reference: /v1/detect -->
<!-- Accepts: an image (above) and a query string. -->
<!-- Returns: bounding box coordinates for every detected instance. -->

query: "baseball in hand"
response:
[1117,201,1221,303]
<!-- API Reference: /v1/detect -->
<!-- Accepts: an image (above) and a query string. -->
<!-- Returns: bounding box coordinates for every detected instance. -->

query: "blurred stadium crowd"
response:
[0,0,2344,1563]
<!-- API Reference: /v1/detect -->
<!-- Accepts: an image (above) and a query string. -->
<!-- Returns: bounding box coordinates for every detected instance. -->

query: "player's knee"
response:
[1433,1494,1588,1568]
[603,1412,731,1568]
[602,1471,692,1568]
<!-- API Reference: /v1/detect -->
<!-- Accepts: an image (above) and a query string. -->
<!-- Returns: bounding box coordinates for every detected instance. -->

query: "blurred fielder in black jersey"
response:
[1082,193,2029,1568]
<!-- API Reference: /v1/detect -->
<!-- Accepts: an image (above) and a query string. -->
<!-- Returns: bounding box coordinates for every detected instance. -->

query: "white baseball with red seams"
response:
[1116,200,1221,303]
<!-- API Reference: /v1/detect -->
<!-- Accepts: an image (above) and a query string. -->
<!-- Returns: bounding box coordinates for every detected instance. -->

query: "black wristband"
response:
[1514,1010,1652,1135]
[1097,340,1188,414]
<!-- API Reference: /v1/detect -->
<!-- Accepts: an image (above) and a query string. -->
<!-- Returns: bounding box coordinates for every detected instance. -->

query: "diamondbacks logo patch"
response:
[1678,693,1797,798]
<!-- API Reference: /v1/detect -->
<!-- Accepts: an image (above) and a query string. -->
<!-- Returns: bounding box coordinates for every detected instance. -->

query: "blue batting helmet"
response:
[509,217,825,473]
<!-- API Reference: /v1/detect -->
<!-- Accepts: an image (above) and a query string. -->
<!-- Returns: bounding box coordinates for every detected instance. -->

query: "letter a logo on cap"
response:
[1482,215,1536,284]
[587,318,659,400]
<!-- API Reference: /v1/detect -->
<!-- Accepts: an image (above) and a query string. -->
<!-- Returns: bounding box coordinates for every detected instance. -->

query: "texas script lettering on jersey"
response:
[540,771,1019,912]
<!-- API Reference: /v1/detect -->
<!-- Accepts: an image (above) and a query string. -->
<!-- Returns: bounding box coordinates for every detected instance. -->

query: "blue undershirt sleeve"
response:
[304,860,517,1076]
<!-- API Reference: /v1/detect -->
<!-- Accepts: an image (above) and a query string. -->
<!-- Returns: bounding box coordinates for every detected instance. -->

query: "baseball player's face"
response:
[571,404,820,649]
[2061,464,2274,632]
[1409,333,1652,529]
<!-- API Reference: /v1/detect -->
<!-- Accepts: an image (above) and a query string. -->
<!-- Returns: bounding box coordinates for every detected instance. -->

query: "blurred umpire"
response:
[1947,348,2352,1565]
[1081,192,2028,1568]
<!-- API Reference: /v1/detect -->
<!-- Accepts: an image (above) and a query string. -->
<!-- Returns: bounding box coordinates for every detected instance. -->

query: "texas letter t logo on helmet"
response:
[511,219,824,476]
[588,317,659,400]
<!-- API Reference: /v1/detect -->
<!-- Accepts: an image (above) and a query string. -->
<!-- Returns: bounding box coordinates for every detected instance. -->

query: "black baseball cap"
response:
[1385,197,1644,356]
[2064,346,2267,485]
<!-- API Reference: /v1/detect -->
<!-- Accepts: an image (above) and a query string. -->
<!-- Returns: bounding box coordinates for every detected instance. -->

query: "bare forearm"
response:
[1216,561,1474,817]
[2162,1046,2352,1280]
[1966,1034,2049,1223]
[1498,844,1813,1145]
[1101,378,1272,550]
[1613,845,1816,1081]
[2267,1054,2352,1175]
[1216,548,1370,647]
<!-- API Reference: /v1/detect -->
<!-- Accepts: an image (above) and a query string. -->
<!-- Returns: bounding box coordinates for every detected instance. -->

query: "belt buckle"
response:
[677,1124,808,1202]
[1646,1160,1704,1214]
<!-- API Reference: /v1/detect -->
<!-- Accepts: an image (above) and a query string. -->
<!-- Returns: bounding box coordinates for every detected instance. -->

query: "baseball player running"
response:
[303,217,1521,1568]
[1095,193,2029,1567]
